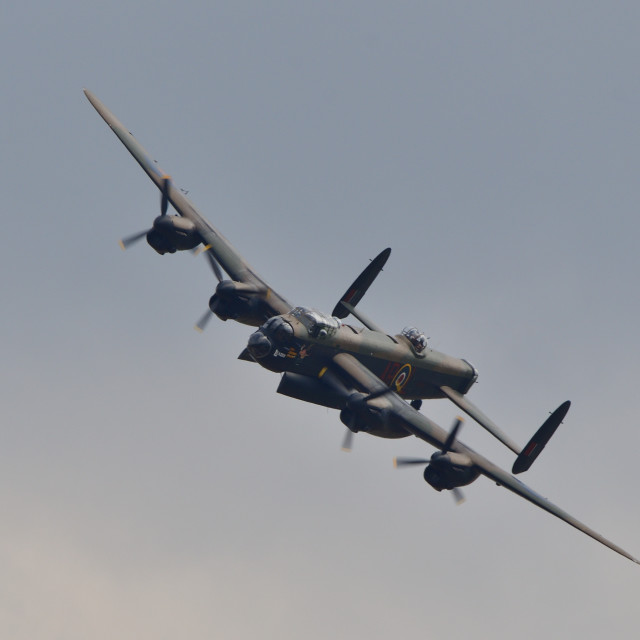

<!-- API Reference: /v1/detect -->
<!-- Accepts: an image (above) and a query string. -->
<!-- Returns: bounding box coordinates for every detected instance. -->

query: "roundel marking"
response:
[391,363,413,393]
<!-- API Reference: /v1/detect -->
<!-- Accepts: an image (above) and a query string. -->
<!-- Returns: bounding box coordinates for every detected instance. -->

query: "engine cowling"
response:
[423,452,480,491]
[339,393,408,439]
[208,280,266,326]
[146,215,200,254]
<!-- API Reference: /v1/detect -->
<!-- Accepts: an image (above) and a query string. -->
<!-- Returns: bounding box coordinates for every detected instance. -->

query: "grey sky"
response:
[2,2,640,638]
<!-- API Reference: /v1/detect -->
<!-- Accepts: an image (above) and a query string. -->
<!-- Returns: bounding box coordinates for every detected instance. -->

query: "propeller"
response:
[442,417,463,453]
[194,245,225,332]
[340,386,394,452]
[195,306,216,333]
[119,175,171,250]
[193,244,224,282]
[393,417,467,504]
[119,229,148,250]
[341,429,354,453]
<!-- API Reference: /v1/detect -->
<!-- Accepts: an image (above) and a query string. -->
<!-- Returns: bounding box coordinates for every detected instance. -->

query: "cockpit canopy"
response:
[290,306,341,339]
[402,326,427,353]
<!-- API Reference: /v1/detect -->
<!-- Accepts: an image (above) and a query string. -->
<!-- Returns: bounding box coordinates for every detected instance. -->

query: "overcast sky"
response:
[2,2,640,638]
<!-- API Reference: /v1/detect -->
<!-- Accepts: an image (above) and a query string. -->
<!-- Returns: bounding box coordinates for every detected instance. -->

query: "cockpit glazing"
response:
[290,307,341,339]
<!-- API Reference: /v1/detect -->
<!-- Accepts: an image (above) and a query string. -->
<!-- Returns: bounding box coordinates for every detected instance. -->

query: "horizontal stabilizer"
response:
[337,301,386,333]
[512,401,571,475]
[440,386,522,454]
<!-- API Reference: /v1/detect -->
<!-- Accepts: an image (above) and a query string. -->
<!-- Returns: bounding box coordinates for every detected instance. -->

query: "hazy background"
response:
[2,2,639,638]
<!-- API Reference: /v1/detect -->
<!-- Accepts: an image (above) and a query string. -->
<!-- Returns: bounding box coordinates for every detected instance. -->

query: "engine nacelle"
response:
[340,407,367,433]
[339,393,407,439]
[146,215,200,254]
[206,280,271,326]
[209,293,252,322]
[423,452,480,491]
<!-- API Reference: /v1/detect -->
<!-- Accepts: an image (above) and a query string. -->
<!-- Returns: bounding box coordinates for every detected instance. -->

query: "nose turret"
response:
[246,316,295,362]
[247,330,272,359]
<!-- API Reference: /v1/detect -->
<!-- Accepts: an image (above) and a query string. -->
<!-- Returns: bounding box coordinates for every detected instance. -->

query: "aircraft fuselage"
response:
[247,307,478,401]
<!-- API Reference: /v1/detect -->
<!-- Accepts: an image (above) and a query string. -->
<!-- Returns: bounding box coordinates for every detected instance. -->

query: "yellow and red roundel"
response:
[390,363,412,393]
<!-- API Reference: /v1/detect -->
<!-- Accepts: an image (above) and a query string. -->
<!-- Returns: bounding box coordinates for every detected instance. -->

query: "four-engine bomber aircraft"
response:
[85,89,638,564]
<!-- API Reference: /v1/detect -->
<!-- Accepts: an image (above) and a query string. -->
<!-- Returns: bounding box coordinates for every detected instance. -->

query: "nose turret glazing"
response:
[246,316,294,360]
[247,331,272,359]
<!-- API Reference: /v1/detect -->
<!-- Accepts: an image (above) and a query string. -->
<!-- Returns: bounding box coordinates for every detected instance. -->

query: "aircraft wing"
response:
[84,90,292,318]
[329,352,639,564]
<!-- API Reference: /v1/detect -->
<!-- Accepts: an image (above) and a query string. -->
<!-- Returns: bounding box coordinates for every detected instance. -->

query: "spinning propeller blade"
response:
[195,309,214,333]
[193,246,226,331]
[341,429,354,453]
[194,244,225,283]
[205,250,224,283]
[443,417,463,453]
[119,175,171,250]
[119,229,149,250]
[393,457,430,467]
